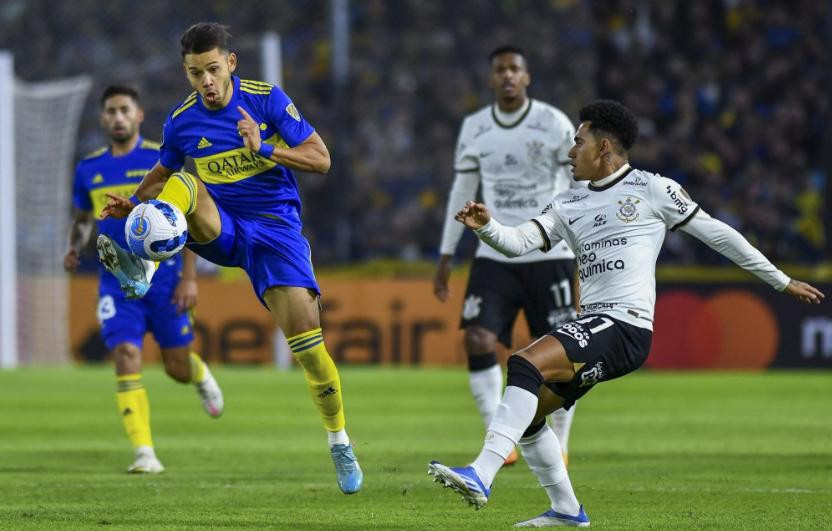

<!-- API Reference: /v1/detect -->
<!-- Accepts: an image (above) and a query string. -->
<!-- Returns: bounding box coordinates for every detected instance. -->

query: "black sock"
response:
[468,352,498,372]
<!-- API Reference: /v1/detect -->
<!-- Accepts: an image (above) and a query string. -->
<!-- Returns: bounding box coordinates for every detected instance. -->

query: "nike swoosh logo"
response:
[568,216,584,225]
[479,152,493,158]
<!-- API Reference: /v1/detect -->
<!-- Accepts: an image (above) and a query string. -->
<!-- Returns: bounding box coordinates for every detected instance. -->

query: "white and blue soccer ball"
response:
[125,199,188,261]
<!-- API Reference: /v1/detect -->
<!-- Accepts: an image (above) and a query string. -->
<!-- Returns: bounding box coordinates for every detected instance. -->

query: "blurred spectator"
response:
[0,0,827,265]
[593,0,829,263]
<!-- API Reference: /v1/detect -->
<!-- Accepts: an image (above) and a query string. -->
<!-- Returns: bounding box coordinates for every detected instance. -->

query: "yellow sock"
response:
[288,328,345,432]
[189,352,207,384]
[158,171,198,216]
[115,374,153,448]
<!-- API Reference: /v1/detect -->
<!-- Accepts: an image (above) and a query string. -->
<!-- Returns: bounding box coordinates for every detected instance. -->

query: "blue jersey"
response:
[159,76,315,225]
[72,138,182,281]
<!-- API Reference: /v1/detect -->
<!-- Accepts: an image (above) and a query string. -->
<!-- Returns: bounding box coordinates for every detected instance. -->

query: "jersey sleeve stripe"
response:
[670,205,701,232]
[171,92,198,119]
[530,219,552,252]
[172,99,197,119]
[82,146,108,159]
[241,79,273,88]
[454,166,480,173]
[240,87,272,95]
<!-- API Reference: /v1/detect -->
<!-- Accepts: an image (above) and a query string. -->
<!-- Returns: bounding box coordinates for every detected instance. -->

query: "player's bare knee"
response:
[265,287,321,337]
[112,343,142,374]
[160,349,191,383]
[516,336,575,383]
[464,326,497,354]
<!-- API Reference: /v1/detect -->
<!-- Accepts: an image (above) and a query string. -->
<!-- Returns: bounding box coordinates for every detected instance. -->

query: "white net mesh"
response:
[14,76,92,364]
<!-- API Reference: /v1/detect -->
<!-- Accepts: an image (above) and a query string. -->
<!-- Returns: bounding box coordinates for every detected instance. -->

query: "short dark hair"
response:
[489,45,526,63]
[578,99,638,151]
[100,85,140,107]
[180,22,231,58]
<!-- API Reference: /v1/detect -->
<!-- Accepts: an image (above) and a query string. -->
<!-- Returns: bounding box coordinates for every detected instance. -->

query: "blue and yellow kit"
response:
[72,139,193,350]
[159,76,319,301]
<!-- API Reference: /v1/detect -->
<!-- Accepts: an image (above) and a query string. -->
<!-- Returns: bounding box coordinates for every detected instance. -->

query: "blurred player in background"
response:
[99,23,362,494]
[64,86,224,474]
[430,100,825,526]
[435,46,580,466]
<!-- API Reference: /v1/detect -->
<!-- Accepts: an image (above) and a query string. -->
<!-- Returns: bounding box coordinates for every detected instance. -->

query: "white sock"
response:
[140,258,158,284]
[549,405,576,456]
[519,424,581,516]
[468,364,503,429]
[327,429,350,447]
[135,445,156,458]
[471,386,538,488]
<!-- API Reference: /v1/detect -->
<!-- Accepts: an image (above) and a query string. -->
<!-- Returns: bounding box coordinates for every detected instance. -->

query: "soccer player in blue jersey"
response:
[99,23,363,494]
[65,86,224,474]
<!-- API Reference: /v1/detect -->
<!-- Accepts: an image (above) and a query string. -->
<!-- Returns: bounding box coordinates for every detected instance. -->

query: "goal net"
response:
[0,51,92,366]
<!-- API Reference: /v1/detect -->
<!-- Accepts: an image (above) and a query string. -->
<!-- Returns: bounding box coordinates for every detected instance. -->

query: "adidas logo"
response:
[92,174,103,184]
[197,137,212,149]
[122,408,133,416]
[317,386,338,399]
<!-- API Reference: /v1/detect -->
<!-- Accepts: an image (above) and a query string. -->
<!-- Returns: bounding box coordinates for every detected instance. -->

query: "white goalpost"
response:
[0,51,92,367]
[0,52,16,368]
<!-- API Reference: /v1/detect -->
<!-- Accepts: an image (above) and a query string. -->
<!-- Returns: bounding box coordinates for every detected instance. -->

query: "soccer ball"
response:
[124,199,188,261]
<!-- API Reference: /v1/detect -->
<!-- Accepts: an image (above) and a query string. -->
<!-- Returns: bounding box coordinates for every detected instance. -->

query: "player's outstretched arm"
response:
[454,200,491,229]
[784,279,825,304]
[457,201,547,258]
[237,106,330,174]
[680,210,825,304]
[101,163,174,219]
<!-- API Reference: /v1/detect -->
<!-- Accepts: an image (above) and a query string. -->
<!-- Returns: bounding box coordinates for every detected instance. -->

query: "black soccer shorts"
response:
[460,258,576,347]
[545,314,652,409]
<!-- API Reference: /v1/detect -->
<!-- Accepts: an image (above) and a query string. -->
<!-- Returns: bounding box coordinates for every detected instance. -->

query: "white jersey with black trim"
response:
[439,98,578,263]
[532,165,705,329]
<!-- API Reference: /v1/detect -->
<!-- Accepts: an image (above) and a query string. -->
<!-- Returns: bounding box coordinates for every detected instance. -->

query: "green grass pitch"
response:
[0,367,829,529]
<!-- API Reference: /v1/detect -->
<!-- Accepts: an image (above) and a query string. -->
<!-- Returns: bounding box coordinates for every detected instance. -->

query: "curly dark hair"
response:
[578,100,638,151]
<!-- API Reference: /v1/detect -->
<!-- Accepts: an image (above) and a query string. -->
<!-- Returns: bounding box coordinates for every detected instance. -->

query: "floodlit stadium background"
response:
[0,0,829,367]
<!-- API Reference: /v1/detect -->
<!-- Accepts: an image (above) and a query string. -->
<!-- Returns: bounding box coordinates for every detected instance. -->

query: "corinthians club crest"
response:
[616,196,640,222]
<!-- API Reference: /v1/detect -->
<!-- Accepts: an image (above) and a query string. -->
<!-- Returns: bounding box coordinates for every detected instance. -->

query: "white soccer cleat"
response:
[427,461,490,509]
[196,366,224,418]
[514,506,590,527]
[127,447,165,474]
[96,234,155,299]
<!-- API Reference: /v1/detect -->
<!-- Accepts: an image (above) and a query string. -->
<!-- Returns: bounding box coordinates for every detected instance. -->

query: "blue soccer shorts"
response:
[186,201,320,306]
[98,269,194,351]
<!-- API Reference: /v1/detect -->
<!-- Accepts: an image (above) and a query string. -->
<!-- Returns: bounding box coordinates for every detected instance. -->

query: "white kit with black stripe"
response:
[439,99,579,263]
[475,163,792,330]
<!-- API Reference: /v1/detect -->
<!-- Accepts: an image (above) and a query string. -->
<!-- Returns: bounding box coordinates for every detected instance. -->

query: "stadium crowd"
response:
[1,0,827,264]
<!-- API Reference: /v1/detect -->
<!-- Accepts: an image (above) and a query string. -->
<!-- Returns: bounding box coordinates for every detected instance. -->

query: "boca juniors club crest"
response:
[616,196,640,223]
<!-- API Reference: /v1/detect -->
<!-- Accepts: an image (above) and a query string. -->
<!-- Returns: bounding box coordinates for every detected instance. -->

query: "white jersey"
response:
[527,166,788,329]
[439,99,577,263]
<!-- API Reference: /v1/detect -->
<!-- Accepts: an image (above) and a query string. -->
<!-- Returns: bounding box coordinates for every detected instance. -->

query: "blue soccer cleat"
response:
[427,461,490,509]
[330,443,363,494]
[514,506,590,527]
[96,234,154,299]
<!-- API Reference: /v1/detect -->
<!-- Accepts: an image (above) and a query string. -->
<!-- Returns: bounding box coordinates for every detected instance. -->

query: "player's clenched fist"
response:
[455,201,491,230]
[237,106,262,152]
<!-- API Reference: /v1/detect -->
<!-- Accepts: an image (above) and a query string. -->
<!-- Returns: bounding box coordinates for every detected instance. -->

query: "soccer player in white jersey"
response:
[428,100,824,527]
[435,45,580,466]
